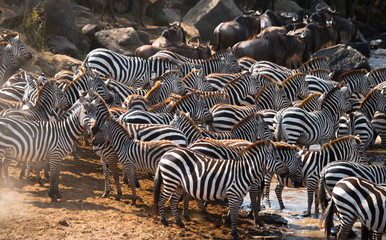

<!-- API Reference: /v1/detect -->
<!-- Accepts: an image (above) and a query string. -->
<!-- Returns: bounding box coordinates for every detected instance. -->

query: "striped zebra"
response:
[335,88,386,150]
[170,111,272,144]
[0,42,18,82]
[82,48,150,88]
[324,177,386,239]
[319,161,386,211]
[91,117,180,204]
[274,86,350,147]
[367,67,386,88]
[181,69,213,91]
[297,56,329,72]
[210,82,290,132]
[106,79,149,106]
[270,135,366,217]
[199,90,230,109]
[0,96,90,201]
[177,58,234,77]
[305,74,336,94]
[222,72,260,105]
[305,69,332,80]
[147,57,178,78]
[0,32,32,64]
[153,139,288,239]
[293,92,323,111]
[84,92,187,200]
[337,69,370,97]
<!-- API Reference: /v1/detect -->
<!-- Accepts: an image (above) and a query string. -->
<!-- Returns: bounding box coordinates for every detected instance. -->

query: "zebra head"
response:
[0,42,18,70]
[338,86,351,113]
[9,33,32,61]
[90,117,111,146]
[273,84,291,110]
[268,142,290,179]
[191,92,213,125]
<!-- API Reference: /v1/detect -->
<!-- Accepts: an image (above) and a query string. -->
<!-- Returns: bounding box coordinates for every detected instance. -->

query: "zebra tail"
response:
[318,170,329,213]
[152,166,162,216]
[324,199,335,240]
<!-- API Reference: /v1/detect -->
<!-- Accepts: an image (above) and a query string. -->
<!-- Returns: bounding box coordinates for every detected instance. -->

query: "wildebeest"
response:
[135,37,211,59]
[259,10,300,30]
[152,22,186,48]
[213,10,261,51]
[288,22,338,61]
[232,31,305,68]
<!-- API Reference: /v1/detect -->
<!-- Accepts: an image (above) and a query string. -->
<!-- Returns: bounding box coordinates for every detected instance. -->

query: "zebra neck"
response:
[235,151,264,185]
[320,99,340,121]
[57,106,85,143]
[358,98,376,120]
[108,120,136,158]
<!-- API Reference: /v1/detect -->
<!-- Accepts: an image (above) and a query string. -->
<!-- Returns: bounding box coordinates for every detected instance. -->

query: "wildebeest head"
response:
[152,22,186,48]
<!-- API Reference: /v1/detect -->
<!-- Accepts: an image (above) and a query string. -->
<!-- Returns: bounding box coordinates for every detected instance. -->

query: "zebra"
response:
[297,56,329,72]
[199,90,230,109]
[319,161,386,212]
[222,71,260,105]
[177,58,233,77]
[106,79,149,106]
[304,69,332,80]
[0,41,18,82]
[274,86,350,147]
[335,88,386,150]
[83,92,188,200]
[91,117,180,204]
[0,80,70,120]
[211,47,241,73]
[293,92,323,111]
[170,110,272,144]
[367,67,386,88]
[270,135,366,217]
[147,57,178,78]
[206,72,244,91]
[82,48,150,88]
[337,69,370,97]
[0,96,90,201]
[0,32,32,64]
[119,109,173,125]
[210,82,290,132]
[324,177,386,239]
[152,139,288,239]
[181,69,213,91]
[305,74,336,94]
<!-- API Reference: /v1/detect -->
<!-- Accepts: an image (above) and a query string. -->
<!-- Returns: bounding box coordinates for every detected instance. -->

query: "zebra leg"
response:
[275,183,285,209]
[304,179,317,217]
[264,173,274,209]
[170,187,185,228]
[83,130,90,146]
[128,165,139,205]
[159,184,178,226]
[72,143,80,161]
[314,189,319,217]
[104,156,122,201]
[101,160,111,198]
[337,216,356,240]
[182,191,191,220]
[43,162,50,179]
[19,164,26,179]
[48,156,62,202]
[249,181,261,224]
[228,196,242,240]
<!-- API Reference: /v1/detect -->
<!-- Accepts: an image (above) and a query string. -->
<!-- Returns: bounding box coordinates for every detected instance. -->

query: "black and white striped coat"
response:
[324,177,386,239]
[153,139,288,239]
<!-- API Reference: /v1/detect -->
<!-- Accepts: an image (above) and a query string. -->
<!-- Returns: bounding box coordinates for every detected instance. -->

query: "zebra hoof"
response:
[115,195,121,201]
[177,221,185,228]
[101,191,110,198]
[56,192,62,199]
[123,177,129,185]
[49,192,57,202]
[302,211,311,217]
[231,230,239,240]
[183,214,191,221]
[161,219,169,226]
[223,214,231,224]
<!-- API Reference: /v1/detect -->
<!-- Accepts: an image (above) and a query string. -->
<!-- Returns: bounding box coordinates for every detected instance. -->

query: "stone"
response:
[273,0,303,13]
[312,44,371,80]
[82,24,102,37]
[44,0,80,46]
[163,8,182,23]
[0,4,23,29]
[182,0,243,42]
[47,35,79,58]
[73,4,99,30]
[94,27,144,56]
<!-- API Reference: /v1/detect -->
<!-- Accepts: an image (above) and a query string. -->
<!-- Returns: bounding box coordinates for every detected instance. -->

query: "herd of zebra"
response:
[0,31,385,239]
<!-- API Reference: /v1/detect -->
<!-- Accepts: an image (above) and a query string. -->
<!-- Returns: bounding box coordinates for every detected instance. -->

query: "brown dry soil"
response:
[0,138,291,240]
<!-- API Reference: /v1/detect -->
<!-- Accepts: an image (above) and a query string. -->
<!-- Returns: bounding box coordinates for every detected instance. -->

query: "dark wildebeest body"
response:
[232,32,305,68]
[152,23,186,48]
[214,11,261,51]
[135,44,211,59]
[260,10,299,30]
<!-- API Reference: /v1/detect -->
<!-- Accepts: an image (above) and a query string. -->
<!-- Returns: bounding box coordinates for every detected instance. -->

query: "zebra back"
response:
[254,82,291,110]
[122,94,150,111]
[0,32,31,64]
[237,56,257,71]
[181,69,213,91]
[280,72,309,102]
[297,56,329,72]
[304,69,331,80]
[295,92,323,111]
[337,69,370,96]
[367,67,386,88]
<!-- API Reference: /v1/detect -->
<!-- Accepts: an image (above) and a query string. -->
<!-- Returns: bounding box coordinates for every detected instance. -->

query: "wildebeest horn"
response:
[315,3,326,12]
[327,6,336,13]
[292,15,298,22]
[255,9,262,15]
[300,31,306,39]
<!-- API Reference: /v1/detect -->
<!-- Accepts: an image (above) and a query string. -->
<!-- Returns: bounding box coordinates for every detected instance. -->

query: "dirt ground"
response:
[0,138,292,240]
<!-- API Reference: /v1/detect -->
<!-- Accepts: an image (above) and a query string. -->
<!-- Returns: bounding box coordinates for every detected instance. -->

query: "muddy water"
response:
[242,177,386,239]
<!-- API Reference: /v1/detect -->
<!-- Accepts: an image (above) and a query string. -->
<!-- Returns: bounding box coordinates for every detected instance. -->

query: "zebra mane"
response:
[297,92,322,108]
[124,94,149,107]
[280,72,304,86]
[359,87,382,109]
[321,86,341,103]
[211,47,233,57]
[305,69,331,75]
[230,112,260,131]
[176,111,202,133]
[273,141,301,151]
[298,56,328,71]
[145,80,161,98]
[109,106,127,118]
[89,90,112,119]
[321,135,362,151]
[223,72,250,88]
[152,69,178,82]
[1,32,20,40]
[0,41,11,48]
[181,69,199,84]
[238,139,270,156]
[337,69,368,83]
